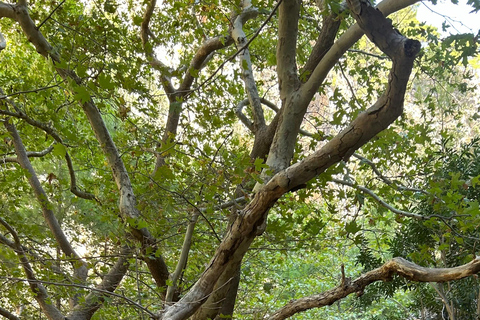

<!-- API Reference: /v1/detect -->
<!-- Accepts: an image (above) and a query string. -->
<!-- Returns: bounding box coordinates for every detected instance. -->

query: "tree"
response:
[0,0,479,319]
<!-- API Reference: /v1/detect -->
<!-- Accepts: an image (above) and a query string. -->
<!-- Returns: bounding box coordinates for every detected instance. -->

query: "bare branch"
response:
[67,246,135,320]
[1,145,54,163]
[277,0,300,99]
[0,30,6,51]
[232,4,266,132]
[267,257,480,320]
[3,120,88,284]
[0,217,65,320]
[352,153,430,195]
[348,48,389,59]
[0,273,156,319]
[331,178,425,219]
[37,0,65,30]
[0,100,96,201]
[0,83,64,100]
[0,306,21,320]
[166,213,200,303]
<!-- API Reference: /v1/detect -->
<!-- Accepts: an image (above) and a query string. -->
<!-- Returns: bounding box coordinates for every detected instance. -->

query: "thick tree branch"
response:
[140,0,156,47]
[4,1,59,60]
[301,12,343,80]
[160,2,420,318]
[3,120,88,284]
[67,245,133,320]
[0,306,20,320]
[178,35,234,95]
[0,30,5,51]
[0,217,65,320]
[276,0,300,100]
[0,2,15,20]
[78,96,170,291]
[301,0,421,104]
[267,257,480,320]
[232,3,266,132]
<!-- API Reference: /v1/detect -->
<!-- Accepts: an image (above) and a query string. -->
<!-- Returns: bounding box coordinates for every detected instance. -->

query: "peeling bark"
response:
[268,257,480,320]
[160,0,420,318]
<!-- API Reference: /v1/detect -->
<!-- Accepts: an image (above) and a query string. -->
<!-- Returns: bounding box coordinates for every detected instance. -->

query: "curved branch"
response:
[301,0,421,104]
[0,105,96,201]
[178,35,234,95]
[0,2,15,20]
[0,30,6,51]
[232,4,266,132]
[352,153,430,195]
[1,145,54,163]
[0,306,20,320]
[140,0,156,47]
[267,257,480,320]
[67,245,134,320]
[331,178,424,219]
[186,1,282,97]
[0,217,65,320]
[235,99,255,132]
[3,120,88,283]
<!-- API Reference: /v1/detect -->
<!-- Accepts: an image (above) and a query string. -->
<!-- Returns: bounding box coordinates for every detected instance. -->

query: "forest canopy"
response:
[1,0,480,319]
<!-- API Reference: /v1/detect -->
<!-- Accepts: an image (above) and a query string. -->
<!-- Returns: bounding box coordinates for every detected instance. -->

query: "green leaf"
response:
[345,221,361,235]
[98,74,115,90]
[52,144,67,157]
[73,86,91,103]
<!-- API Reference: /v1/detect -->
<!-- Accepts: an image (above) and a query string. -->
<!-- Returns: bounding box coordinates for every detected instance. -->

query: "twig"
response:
[347,49,388,60]
[37,0,66,30]
[1,145,54,163]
